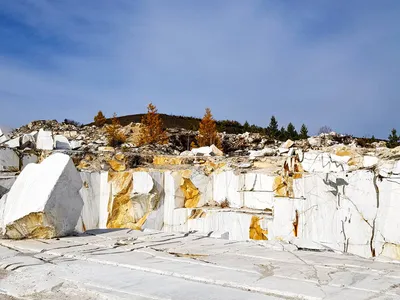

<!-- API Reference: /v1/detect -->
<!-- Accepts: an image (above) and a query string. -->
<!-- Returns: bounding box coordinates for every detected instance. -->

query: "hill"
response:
[98,114,264,135]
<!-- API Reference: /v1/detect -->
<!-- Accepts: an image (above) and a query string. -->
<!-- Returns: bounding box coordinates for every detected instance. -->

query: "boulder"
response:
[0,148,19,172]
[21,133,36,149]
[190,145,223,157]
[54,135,71,150]
[0,153,83,239]
[278,139,294,154]
[36,129,53,150]
[249,147,277,159]
[5,137,20,148]
[0,128,8,144]
[70,140,83,150]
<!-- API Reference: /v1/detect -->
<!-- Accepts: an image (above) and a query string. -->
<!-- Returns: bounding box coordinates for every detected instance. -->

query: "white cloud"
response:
[0,0,399,137]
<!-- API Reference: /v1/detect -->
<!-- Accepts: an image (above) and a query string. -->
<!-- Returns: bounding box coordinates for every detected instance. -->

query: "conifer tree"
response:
[267,116,279,139]
[105,113,126,147]
[286,123,298,140]
[196,108,222,148]
[279,126,287,141]
[139,103,168,145]
[388,128,399,148]
[94,110,106,127]
[243,121,250,133]
[299,124,309,139]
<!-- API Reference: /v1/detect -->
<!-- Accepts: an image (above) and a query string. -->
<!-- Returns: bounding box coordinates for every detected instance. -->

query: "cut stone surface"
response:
[54,134,71,149]
[0,175,16,198]
[21,153,38,170]
[0,153,83,239]
[1,229,400,300]
[21,133,36,149]
[36,129,53,150]
[0,128,8,144]
[189,144,223,156]
[0,149,19,172]
[4,137,20,148]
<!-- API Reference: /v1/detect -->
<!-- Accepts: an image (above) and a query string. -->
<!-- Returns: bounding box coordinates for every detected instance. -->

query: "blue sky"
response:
[0,1,399,137]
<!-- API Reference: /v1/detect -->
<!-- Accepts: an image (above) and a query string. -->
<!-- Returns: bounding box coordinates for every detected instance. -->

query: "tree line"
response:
[93,106,400,148]
[94,104,222,148]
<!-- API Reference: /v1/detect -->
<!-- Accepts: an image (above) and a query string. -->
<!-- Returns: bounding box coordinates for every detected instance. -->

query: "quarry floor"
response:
[1,229,400,300]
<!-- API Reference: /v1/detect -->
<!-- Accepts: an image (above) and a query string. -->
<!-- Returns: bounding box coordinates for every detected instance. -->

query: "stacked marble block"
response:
[77,170,275,241]
[0,148,38,174]
[77,152,400,260]
[163,170,273,240]
[275,152,400,259]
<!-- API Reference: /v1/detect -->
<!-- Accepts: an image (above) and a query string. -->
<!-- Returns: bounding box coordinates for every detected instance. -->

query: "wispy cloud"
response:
[0,0,399,137]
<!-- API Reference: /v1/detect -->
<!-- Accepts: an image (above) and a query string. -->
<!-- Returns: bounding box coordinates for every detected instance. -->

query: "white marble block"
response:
[1,153,83,239]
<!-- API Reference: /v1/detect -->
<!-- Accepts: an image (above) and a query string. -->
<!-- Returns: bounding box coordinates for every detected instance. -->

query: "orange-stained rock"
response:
[273,175,294,198]
[335,147,353,157]
[153,156,186,166]
[249,216,268,240]
[180,178,201,208]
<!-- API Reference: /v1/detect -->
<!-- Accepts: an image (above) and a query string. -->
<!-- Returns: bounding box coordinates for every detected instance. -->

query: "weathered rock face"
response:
[0,153,83,239]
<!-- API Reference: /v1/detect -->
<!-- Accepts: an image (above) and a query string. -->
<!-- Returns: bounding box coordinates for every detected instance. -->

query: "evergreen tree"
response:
[299,124,309,139]
[279,126,287,141]
[267,116,279,139]
[94,110,107,127]
[139,103,168,145]
[286,123,298,140]
[243,121,250,133]
[196,108,222,148]
[388,128,399,148]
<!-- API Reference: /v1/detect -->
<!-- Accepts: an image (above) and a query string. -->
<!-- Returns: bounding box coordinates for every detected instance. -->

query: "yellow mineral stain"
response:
[293,158,304,179]
[335,148,353,157]
[77,160,90,170]
[107,171,155,230]
[382,243,400,260]
[5,212,56,239]
[180,169,193,179]
[115,153,125,161]
[273,176,294,197]
[135,211,151,229]
[108,159,126,172]
[203,161,226,175]
[107,171,136,229]
[189,209,206,219]
[153,156,186,166]
[180,178,201,208]
[293,210,299,237]
[249,216,268,240]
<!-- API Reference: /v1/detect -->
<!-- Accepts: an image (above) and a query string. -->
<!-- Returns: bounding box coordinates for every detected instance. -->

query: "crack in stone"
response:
[370,170,381,257]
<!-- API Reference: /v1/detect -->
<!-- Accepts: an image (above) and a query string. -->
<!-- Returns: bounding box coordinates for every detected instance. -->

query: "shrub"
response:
[94,111,107,127]
[318,125,333,135]
[105,113,127,147]
[63,119,81,127]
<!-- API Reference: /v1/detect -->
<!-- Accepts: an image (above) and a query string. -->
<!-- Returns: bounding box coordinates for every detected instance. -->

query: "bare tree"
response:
[318,125,333,135]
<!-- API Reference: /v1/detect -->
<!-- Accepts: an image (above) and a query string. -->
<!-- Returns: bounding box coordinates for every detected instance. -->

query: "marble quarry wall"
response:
[69,153,400,261]
[1,148,400,262]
